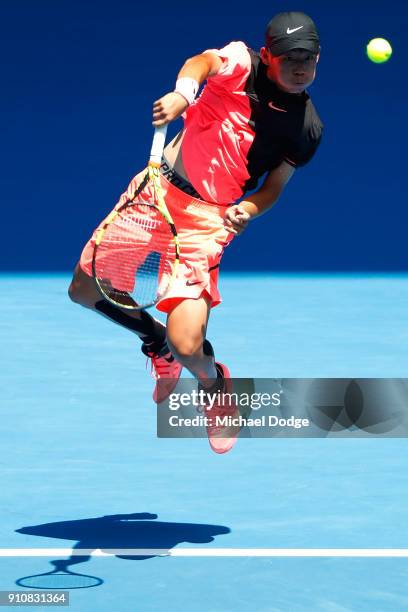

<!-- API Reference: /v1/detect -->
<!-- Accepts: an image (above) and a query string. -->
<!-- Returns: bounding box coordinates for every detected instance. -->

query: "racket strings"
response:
[114,205,161,233]
[94,202,176,308]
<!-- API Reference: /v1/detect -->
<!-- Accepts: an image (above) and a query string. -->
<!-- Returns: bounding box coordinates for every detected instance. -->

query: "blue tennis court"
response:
[1,273,408,611]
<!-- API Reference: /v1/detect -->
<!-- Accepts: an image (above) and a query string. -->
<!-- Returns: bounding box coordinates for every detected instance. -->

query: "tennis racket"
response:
[92,125,180,310]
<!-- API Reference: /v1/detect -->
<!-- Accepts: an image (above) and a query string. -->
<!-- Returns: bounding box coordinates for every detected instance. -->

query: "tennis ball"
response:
[366,38,392,63]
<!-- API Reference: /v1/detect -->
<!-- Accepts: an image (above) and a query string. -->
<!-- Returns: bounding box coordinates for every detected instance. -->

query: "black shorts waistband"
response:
[160,158,203,200]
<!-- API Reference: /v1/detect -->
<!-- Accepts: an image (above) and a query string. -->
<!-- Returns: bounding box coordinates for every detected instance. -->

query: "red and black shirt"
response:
[182,41,323,204]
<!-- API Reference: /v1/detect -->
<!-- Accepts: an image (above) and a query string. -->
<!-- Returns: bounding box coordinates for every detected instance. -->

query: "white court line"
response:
[0,549,408,558]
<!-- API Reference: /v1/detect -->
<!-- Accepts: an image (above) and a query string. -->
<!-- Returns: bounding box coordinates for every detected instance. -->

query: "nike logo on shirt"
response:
[268,101,287,112]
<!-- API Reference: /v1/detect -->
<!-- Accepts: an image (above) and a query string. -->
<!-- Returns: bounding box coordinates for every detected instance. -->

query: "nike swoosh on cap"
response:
[287,26,304,34]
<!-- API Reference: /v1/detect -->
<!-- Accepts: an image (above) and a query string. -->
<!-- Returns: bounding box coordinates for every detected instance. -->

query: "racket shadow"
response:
[15,512,231,589]
[16,559,103,590]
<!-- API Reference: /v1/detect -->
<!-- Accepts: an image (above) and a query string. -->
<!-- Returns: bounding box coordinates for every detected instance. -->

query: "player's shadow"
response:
[15,512,231,588]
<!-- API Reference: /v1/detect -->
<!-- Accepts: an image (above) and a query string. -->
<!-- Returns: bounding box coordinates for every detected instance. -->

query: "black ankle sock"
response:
[141,340,170,357]
[199,365,224,394]
[95,300,166,346]
[203,339,214,357]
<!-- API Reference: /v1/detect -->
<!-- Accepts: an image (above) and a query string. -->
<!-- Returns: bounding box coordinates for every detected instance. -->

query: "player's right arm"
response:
[152,52,222,127]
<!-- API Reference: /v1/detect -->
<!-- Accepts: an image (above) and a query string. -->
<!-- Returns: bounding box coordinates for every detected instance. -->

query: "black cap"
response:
[266,11,320,56]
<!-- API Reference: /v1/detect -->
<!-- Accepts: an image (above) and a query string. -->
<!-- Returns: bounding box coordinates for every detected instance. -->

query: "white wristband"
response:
[174,77,199,105]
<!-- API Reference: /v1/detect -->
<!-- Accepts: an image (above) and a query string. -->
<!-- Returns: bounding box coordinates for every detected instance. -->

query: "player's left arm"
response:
[224,161,295,235]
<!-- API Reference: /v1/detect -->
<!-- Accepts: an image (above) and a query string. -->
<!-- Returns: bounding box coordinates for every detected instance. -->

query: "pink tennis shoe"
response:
[202,363,240,454]
[143,344,183,403]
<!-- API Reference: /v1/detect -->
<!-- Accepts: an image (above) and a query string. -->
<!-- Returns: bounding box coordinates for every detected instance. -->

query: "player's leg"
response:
[166,294,218,383]
[68,263,166,347]
[68,262,183,400]
[166,294,238,454]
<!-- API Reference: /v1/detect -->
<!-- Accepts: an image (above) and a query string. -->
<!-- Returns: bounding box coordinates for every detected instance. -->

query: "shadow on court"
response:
[15,513,231,589]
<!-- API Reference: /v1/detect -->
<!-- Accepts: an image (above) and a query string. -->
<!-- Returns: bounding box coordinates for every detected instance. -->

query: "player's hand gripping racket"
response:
[92,125,179,310]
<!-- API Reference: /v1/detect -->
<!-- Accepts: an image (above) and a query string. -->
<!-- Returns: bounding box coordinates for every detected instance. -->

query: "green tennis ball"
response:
[366,38,392,63]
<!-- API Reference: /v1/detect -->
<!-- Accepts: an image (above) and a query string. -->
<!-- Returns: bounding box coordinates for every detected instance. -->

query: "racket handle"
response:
[149,125,168,165]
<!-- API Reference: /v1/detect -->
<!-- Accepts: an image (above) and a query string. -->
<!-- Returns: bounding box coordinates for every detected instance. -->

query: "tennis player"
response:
[68,11,323,454]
